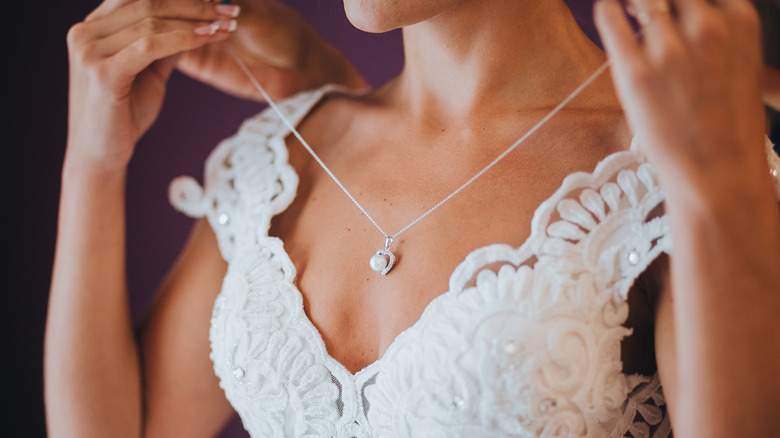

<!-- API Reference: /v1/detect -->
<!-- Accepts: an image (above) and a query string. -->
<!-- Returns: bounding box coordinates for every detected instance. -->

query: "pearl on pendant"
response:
[370,254,388,272]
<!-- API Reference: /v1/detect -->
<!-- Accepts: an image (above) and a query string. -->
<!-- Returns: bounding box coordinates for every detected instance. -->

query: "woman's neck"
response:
[376,0,614,125]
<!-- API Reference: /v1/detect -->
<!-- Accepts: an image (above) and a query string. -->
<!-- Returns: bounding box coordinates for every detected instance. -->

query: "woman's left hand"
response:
[594,1,780,436]
[594,0,771,203]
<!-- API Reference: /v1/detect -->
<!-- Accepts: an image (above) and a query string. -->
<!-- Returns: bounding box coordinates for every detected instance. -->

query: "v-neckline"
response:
[267,85,640,379]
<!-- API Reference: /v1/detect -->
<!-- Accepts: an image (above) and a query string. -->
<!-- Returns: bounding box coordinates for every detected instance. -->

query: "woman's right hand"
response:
[66,0,240,171]
[175,0,366,102]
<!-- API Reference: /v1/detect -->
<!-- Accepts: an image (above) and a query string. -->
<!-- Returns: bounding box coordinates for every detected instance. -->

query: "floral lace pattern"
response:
[170,86,780,437]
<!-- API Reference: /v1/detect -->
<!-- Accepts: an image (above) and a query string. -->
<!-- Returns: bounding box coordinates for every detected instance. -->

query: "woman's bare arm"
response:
[764,64,780,111]
[595,0,780,435]
[46,1,236,433]
[47,183,232,436]
[46,160,141,436]
[45,0,362,435]
[139,219,235,437]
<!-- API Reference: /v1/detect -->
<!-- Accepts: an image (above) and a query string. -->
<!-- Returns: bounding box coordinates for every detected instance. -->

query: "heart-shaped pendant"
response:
[369,236,396,275]
[370,249,396,275]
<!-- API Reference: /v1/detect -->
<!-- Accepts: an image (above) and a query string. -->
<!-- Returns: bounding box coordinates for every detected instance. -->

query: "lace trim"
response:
[615,374,671,438]
[449,141,669,303]
[766,138,780,197]
[364,144,669,437]
[171,84,780,437]
[169,85,347,261]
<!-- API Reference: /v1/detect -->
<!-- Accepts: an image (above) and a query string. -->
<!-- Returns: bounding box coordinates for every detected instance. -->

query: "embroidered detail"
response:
[766,138,780,198]
[614,374,670,438]
[169,86,324,261]
[171,84,780,437]
[365,150,671,437]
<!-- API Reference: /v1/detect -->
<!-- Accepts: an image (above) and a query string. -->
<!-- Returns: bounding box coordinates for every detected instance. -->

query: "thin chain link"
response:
[227,46,392,237]
[227,44,611,244]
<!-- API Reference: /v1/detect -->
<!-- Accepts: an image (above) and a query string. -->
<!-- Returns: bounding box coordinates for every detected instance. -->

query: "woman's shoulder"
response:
[166,84,357,259]
[239,84,362,138]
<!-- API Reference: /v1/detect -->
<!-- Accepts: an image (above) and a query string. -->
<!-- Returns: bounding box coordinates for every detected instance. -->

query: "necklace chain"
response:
[228,45,611,242]
[227,44,611,274]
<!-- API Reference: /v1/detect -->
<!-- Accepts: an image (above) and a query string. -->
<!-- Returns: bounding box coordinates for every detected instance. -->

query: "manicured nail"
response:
[194,23,218,36]
[215,4,241,17]
[214,19,237,32]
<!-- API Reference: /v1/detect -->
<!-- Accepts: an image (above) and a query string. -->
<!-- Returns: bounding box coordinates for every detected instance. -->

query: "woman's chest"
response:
[205,129,669,437]
[268,130,629,373]
[172,87,676,436]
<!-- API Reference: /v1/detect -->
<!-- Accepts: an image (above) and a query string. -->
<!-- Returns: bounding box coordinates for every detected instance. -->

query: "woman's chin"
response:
[343,4,401,33]
[342,0,450,33]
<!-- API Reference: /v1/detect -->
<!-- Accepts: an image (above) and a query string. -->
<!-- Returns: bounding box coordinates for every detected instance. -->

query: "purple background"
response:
[5,1,776,437]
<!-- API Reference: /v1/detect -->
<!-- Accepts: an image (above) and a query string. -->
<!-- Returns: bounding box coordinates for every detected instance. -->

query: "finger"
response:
[86,0,238,21]
[631,0,673,26]
[629,0,679,46]
[88,0,240,39]
[93,17,236,57]
[674,0,760,78]
[595,0,660,143]
[86,0,136,22]
[595,0,646,74]
[719,0,762,53]
[629,0,689,67]
[108,28,231,86]
[672,0,721,40]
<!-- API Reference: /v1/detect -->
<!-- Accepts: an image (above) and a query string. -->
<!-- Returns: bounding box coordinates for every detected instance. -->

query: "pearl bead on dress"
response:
[452,395,466,410]
[627,250,640,265]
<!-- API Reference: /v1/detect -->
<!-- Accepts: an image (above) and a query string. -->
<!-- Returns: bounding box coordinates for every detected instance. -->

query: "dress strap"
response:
[169,84,356,261]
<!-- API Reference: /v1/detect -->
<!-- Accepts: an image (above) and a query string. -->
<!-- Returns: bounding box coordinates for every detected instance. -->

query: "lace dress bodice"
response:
[170,85,780,438]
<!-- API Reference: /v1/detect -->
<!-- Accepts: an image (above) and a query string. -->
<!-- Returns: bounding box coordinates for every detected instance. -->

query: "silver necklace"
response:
[227,45,610,275]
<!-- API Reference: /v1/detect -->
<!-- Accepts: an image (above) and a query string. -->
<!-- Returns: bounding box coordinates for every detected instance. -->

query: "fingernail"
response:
[194,23,218,36]
[215,4,241,17]
[215,19,237,32]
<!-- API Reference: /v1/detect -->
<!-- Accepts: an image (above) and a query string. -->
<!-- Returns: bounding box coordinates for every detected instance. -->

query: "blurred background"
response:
[4,1,778,437]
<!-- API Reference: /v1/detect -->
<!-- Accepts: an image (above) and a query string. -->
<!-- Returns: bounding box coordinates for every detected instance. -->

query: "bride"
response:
[46,0,780,436]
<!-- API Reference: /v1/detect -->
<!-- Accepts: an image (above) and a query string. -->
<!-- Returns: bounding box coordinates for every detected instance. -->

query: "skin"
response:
[47,1,361,436]
[45,0,780,437]
[765,64,780,110]
[274,0,633,374]
[176,0,366,100]
[597,0,780,435]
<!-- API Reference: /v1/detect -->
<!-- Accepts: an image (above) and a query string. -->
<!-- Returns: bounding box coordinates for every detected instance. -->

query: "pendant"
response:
[369,236,396,275]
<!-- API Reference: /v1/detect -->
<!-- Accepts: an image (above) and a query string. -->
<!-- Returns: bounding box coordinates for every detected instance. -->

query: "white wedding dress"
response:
[170,85,780,438]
